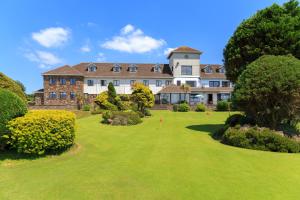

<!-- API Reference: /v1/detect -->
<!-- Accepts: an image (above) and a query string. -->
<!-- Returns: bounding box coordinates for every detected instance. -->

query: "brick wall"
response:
[43,75,84,106]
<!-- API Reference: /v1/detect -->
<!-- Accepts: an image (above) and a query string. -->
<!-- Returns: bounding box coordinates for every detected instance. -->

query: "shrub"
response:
[173,104,178,112]
[222,126,300,153]
[216,101,229,111]
[102,111,142,126]
[144,109,152,117]
[195,103,206,112]
[6,110,76,155]
[213,124,230,139]
[178,103,190,112]
[233,55,300,129]
[82,104,90,111]
[131,83,155,114]
[0,89,27,140]
[0,72,26,101]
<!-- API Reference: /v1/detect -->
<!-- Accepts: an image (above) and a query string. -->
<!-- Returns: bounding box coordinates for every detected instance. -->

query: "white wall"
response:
[172,77,201,87]
[83,78,172,95]
[169,53,200,77]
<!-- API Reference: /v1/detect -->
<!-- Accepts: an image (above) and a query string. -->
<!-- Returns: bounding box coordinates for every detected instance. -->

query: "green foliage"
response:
[0,89,27,145]
[222,126,300,153]
[177,103,190,112]
[173,104,178,112]
[82,104,91,111]
[102,111,142,126]
[95,91,118,111]
[216,101,229,111]
[223,0,300,82]
[144,109,152,117]
[233,55,300,129]
[195,103,206,112]
[0,72,26,101]
[15,80,26,92]
[6,110,76,155]
[131,83,154,114]
[107,82,117,104]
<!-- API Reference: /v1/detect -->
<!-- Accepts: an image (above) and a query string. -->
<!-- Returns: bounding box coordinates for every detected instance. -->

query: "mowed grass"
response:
[1,111,300,200]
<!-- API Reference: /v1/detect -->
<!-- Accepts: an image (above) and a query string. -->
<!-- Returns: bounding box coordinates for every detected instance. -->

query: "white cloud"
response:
[32,27,71,48]
[24,50,62,68]
[96,52,106,62]
[80,45,91,52]
[102,24,166,53]
[87,22,97,27]
[164,47,176,57]
[121,24,134,35]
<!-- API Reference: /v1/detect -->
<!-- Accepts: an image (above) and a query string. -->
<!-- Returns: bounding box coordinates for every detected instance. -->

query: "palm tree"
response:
[180,84,190,103]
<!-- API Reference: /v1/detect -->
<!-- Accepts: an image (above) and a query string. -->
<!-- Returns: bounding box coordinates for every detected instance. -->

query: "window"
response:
[186,81,196,87]
[113,64,121,72]
[154,64,161,72]
[130,80,136,86]
[49,92,56,99]
[181,65,192,75]
[101,80,107,86]
[70,92,76,100]
[217,93,230,101]
[209,81,220,87]
[156,80,162,87]
[60,78,66,85]
[165,80,171,86]
[49,77,56,85]
[60,92,67,99]
[184,54,189,59]
[129,64,137,72]
[113,80,120,86]
[70,78,76,85]
[222,81,230,87]
[87,80,94,86]
[205,66,213,73]
[177,80,181,86]
[143,80,149,86]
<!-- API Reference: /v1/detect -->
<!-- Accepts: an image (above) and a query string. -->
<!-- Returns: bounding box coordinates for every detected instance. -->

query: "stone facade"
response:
[43,75,84,106]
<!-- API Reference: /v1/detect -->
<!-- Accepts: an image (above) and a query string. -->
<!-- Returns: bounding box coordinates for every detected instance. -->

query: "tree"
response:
[223,0,300,82]
[180,84,190,102]
[15,80,26,92]
[233,55,300,130]
[107,82,117,104]
[131,83,154,114]
[0,72,26,101]
[76,93,84,110]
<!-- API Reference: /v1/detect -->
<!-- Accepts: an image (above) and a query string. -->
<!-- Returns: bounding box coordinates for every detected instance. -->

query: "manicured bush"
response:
[6,110,76,155]
[222,126,300,153]
[178,103,190,112]
[173,104,178,112]
[144,109,152,117]
[102,111,142,126]
[216,101,229,111]
[195,103,206,112]
[82,104,90,111]
[0,89,27,139]
[213,124,230,140]
[0,72,26,101]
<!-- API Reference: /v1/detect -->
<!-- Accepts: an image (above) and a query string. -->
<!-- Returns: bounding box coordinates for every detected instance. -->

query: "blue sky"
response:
[0,0,287,93]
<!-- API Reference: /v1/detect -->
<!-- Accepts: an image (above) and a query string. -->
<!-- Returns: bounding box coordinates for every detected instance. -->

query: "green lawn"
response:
[1,111,300,200]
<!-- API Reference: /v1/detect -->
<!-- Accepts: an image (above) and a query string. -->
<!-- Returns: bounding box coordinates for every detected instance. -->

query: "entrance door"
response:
[208,94,213,104]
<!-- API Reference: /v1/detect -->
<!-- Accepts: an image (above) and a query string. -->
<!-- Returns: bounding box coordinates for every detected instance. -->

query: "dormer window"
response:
[219,67,225,73]
[88,63,97,72]
[154,64,161,73]
[129,64,137,72]
[113,64,121,72]
[204,65,213,73]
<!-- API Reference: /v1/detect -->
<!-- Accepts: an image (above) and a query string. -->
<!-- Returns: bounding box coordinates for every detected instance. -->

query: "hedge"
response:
[0,72,26,101]
[0,89,27,137]
[195,103,206,112]
[102,111,142,126]
[222,126,300,153]
[6,110,76,155]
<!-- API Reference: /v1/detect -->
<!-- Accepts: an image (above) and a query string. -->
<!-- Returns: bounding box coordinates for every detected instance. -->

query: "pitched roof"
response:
[167,46,202,58]
[200,64,226,79]
[158,85,191,94]
[72,63,173,78]
[43,65,83,76]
